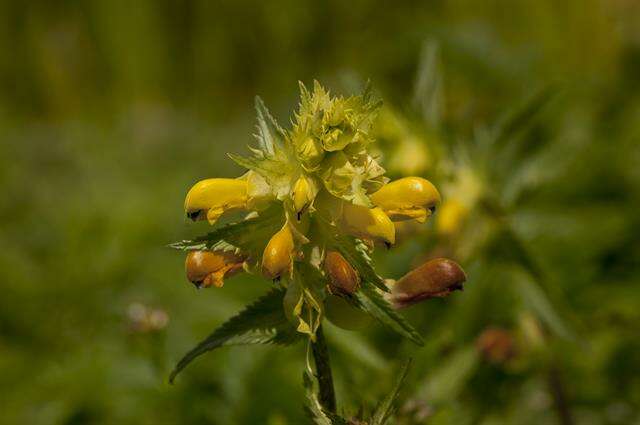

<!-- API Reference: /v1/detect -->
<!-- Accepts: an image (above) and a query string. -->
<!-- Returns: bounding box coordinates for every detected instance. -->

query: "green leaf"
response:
[303,371,350,425]
[324,323,388,372]
[515,274,572,340]
[169,287,300,383]
[492,85,555,150]
[412,39,444,127]
[254,96,287,155]
[330,235,388,293]
[168,205,284,257]
[416,345,479,404]
[371,359,412,425]
[228,150,294,199]
[355,286,424,346]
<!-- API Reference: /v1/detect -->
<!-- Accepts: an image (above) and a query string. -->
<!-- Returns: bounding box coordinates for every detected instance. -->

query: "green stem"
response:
[311,325,337,414]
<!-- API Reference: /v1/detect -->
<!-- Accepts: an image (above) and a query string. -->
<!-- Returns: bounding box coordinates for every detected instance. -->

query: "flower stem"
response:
[311,324,337,414]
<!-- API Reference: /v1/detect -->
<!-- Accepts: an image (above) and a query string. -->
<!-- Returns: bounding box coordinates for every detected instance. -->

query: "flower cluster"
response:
[179,82,465,338]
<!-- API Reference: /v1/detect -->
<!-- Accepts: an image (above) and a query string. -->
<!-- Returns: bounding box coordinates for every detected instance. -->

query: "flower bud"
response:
[262,224,295,280]
[324,251,360,296]
[370,177,440,223]
[185,250,245,288]
[291,176,316,218]
[184,178,248,224]
[340,203,396,246]
[296,136,325,171]
[389,258,466,308]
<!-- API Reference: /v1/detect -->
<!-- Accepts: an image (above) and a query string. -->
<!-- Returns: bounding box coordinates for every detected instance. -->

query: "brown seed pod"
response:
[390,258,466,308]
[185,250,245,288]
[324,251,360,296]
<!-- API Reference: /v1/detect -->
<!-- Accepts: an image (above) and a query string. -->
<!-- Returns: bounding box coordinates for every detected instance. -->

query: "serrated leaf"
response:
[330,234,388,293]
[371,359,412,425]
[355,286,424,346]
[169,287,300,383]
[229,150,294,199]
[168,205,284,257]
[254,96,287,155]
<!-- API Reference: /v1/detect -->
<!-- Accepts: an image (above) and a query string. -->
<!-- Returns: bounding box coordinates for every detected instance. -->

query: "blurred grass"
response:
[1,1,639,424]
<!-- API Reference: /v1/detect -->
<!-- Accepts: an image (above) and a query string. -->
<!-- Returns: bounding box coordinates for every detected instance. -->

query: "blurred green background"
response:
[1,1,639,424]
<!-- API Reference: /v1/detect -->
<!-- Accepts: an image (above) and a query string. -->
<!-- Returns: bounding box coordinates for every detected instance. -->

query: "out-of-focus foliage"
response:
[1,1,639,424]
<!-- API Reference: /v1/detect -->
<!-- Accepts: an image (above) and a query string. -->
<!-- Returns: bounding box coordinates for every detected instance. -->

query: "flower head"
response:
[176,81,465,339]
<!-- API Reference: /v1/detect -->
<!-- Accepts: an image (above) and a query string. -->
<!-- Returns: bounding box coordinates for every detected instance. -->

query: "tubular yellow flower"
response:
[370,177,440,223]
[340,203,396,246]
[291,176,315,218]
[185,250,246,288]
[389,258,466,308]
[184,178,248,224]
[262,224,295,280]
[324,251,360,296]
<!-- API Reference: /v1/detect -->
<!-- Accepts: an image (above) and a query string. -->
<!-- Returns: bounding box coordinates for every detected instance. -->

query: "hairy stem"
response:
[311,325,337,414]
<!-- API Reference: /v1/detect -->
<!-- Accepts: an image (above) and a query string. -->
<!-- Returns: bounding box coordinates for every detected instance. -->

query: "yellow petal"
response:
[340,203,395,245]
[370,177,440,222]
[184,178,248,224]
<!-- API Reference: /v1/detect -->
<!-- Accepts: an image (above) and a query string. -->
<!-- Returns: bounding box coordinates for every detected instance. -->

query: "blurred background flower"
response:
[1,0,639,424]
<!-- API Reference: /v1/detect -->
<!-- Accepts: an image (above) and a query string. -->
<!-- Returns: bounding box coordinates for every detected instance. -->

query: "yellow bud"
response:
[436,198,468,235]
[291,176,315,217]
[296,136,325,170]
[185,250,245,288]
[340,203,395,246]
[324,251,360,296]
[370,177,440,222]
[262,224,295,280]
[389,258,466,308]
[184,178,248,224]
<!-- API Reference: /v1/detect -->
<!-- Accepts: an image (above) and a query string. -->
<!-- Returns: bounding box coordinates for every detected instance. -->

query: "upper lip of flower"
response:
[370,177,441,222]
[184,178,249,224]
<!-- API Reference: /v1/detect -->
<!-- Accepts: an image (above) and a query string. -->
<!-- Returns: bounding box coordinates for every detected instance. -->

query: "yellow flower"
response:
[291,175,317,218]
[185,250,246,288]
[370,177,440,223]
[184,178,248,224]
[340,203,395,246]
[262,224,295,280]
